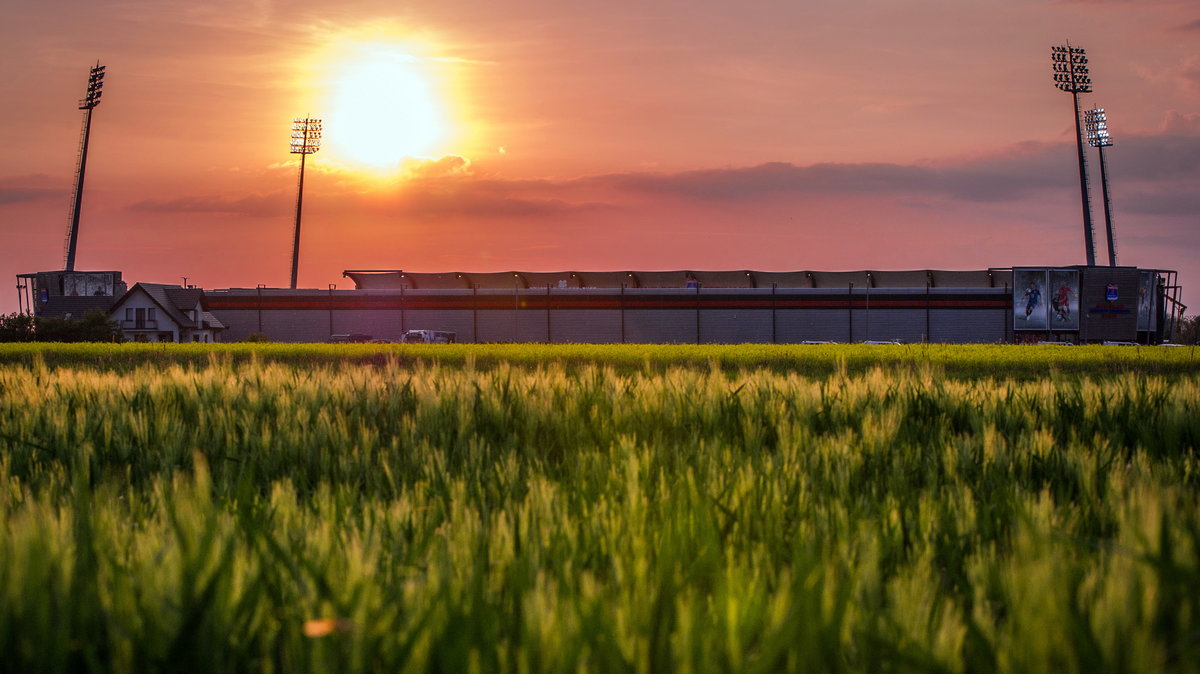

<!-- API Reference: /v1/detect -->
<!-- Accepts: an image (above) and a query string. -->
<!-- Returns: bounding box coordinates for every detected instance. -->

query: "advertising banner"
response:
[1013,268,1048,330]
[1137,271,1156,332]
[1048,269,1080,331]
[63,273,114,297]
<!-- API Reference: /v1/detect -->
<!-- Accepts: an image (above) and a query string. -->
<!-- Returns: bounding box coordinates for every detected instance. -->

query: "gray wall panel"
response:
[700,310,773,343]
[212,310,258,342]
[474,309,550,342]
[333,309,402,341]
[261,310,329,342]
[551,310,623,343]
[930,309,1006,343]
[625,310,697,343]
[854,309,928,343]
[776,309,852,343]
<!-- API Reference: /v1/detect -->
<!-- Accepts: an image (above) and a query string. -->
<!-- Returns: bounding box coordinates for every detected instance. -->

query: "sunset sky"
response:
[2,0,1198,314]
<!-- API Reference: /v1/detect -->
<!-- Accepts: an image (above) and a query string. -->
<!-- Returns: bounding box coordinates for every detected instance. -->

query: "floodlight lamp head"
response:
[289,117,322,154]
[1050,44,1092,94]
[1084,107,1113,147]
[78,63,107,110]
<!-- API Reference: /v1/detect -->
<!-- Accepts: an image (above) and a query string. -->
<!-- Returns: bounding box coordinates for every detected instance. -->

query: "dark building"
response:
[16,270,127,319]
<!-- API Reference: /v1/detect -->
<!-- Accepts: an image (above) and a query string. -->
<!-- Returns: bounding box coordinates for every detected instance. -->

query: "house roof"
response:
[111,283,213,329]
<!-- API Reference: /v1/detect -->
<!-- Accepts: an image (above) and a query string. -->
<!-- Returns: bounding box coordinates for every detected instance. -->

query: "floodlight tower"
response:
[289,117,321,290]
[1085,107,1118,267]
[64,62,106,272]
[1051,43,1096,267]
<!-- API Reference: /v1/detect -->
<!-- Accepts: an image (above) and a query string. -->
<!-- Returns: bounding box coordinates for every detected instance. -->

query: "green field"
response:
[1,344,1198,672]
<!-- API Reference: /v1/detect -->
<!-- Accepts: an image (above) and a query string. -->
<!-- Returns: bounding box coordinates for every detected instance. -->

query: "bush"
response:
[34,310,122,342]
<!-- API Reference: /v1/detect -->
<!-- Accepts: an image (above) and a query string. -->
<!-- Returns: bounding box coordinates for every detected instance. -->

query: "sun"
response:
[325,50,447,168]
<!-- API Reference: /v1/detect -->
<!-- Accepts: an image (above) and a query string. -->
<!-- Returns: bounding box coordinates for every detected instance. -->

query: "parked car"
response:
[329,333,373,343]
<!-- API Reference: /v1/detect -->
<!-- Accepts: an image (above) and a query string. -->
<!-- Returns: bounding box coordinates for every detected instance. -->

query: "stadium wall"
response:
[205,287,1014,343]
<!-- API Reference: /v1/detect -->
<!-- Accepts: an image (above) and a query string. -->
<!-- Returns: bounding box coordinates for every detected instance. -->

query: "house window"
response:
[148,308,157,322]
[193,335,200,342]
[125,308,133,321]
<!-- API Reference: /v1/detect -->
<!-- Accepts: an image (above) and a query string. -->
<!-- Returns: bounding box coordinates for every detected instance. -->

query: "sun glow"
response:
[325,49,447,169]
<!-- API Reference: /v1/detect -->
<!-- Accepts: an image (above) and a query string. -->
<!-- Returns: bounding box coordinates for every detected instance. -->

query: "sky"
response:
[2,0,1198,315]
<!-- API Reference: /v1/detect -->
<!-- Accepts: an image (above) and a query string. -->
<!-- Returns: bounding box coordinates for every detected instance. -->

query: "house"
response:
[109,283,225,343]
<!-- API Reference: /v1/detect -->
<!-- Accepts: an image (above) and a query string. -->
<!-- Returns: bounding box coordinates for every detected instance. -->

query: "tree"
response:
[1175,314,1200,345]
[0,313,36,342]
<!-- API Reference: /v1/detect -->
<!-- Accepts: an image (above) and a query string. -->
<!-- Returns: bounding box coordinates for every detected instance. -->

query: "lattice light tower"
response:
[289,117,321,290]
[1085,107,1118,267]
[64,62,106,271]
[1051,43,1096,267]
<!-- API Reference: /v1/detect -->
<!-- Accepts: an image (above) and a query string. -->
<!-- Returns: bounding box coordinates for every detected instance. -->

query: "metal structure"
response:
[64,62,106,271]
[1051,43,1096,267]
[288,117,321,289]
[1085,107,1118,267]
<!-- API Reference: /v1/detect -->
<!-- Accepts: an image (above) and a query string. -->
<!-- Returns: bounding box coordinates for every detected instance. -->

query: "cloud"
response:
[121,131,1200,222]
[362,176,611,220]
[0,187,61,205]
[1175,19,1200,31]
[0,175,64,205]
[1121,186,1200,216]
[129,192,290,217]
[1157,110,1200,135]
[586,157,1065,203]
[404,154,473,179]
[1183,57,1200,96]
[571,132,1200,207]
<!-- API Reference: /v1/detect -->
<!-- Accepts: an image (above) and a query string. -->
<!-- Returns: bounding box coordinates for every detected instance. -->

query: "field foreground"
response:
[0,344,1198,672]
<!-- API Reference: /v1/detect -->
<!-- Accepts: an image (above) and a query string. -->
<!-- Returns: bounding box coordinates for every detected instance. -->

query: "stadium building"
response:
[192,265,1182,344]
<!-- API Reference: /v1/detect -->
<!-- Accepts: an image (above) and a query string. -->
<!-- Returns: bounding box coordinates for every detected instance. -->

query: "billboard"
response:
[1014,268,1080,332]
[1048,269,1080,331]
[1013,268,1048,330]
[63,273,115,297]
[1137,271,1157,332]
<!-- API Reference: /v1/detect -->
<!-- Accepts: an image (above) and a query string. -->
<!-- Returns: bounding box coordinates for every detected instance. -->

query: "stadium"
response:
[187,265,1180,344]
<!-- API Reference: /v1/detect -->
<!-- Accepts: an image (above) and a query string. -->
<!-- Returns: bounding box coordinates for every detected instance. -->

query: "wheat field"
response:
[0,344,1197,672]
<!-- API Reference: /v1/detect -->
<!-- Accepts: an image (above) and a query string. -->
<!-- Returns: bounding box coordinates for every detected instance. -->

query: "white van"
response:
[401,330,457,344]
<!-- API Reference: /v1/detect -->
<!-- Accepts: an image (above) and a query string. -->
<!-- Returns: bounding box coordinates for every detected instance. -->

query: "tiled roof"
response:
[201,311,225,330]
[132,284,193,327]
[165,287,205,312]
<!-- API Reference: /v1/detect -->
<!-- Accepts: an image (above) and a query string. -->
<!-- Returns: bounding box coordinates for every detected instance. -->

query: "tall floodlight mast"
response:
[289,117,321,290]
[63,62,106,272]
[1085,107,1118,266]
[1051,43,1096,266]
